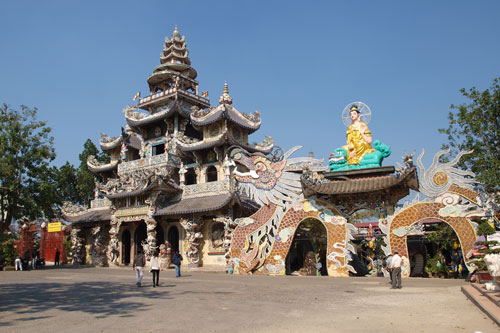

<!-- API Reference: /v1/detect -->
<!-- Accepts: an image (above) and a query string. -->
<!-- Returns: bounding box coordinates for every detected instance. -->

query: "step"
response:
[462,284,500,327]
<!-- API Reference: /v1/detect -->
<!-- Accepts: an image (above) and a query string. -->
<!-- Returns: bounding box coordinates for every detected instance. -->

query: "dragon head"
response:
[229,146,311,207]
[329,148,348,171]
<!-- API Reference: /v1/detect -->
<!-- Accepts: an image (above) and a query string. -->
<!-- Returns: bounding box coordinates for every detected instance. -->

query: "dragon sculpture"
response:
[379,149,493,277]
[229,146,357,276]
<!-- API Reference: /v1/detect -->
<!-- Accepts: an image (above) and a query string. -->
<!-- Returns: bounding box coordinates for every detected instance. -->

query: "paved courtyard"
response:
[0,266,497,332]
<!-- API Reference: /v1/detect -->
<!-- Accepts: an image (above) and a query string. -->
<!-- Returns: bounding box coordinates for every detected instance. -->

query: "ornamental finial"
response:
[172,25,180,40]
[219,81,233,105]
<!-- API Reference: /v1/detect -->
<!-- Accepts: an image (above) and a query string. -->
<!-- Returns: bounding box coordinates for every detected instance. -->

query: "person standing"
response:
[54,248,60,266]
[133,248,146,287]
[150,250,161,287]
[385,253,393,284]
[15,255,23,271]
[32,250,38,269]
[172,251,183,277]
[390,250,402,289]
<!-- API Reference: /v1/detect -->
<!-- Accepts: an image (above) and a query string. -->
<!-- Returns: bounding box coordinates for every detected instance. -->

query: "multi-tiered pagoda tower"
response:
[64,27,273,269]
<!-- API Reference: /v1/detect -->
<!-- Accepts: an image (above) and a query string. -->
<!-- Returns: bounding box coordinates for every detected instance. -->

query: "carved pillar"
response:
[180,217,204,268]
[215,214,236,269]
[91,224,106,266]
[145,219,157,258]
[70,227,84,265]
[107,216,121,266]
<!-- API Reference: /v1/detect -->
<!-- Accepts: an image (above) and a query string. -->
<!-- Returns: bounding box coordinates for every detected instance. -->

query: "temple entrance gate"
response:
[122,229,131,265]
[286,218,327,276]
[380,150,490,277]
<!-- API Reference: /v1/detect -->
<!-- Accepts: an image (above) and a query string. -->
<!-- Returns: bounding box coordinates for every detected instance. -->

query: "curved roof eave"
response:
[176,134,227,152]
[87,160,119,174]
[99,137,122,151]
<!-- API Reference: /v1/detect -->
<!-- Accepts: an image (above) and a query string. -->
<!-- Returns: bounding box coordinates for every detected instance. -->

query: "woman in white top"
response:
[150,249,161,287]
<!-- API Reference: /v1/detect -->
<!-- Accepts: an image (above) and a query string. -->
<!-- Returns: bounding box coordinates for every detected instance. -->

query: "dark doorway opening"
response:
[186,169,196,185]
[168,226,180,254]
[286,219,328,276]
[156,224,165,248]
[134,221,147,254]
[122,229,131,265]
[206,166,218,182]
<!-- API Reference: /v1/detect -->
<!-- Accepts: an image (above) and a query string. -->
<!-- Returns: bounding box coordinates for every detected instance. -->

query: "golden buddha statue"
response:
[342,105,374,165]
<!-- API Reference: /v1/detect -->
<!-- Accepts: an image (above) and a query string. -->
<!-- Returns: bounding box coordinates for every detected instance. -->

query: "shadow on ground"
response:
[0,280,174,326]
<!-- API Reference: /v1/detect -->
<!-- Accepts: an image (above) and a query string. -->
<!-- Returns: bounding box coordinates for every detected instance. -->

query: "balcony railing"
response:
[90,198,111,209]
[138,88,209,107]
[182,179,232,199]
[118,153,182,174]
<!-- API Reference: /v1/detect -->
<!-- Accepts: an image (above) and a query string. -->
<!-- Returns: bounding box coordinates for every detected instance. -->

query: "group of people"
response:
[14,248,60,271]
[132,249,183,287]
[385,250,403,289]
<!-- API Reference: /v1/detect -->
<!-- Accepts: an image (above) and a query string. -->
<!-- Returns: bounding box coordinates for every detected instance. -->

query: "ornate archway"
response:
[380,150,488,277]
[234,198,356,277]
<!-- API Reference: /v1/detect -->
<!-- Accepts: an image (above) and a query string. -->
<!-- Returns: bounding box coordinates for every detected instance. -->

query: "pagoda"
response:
[64,27,273,269]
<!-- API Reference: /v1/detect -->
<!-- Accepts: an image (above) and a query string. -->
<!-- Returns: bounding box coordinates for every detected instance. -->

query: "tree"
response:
[439,78,500,192]
[0,104,56,234]
[75,139,109,207]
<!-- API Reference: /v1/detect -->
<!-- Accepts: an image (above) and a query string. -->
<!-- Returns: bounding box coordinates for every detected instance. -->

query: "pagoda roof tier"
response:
[301,167,419,197]
[154,193,234,216]
[175,131,274,154]
[147,67,198,86]
[99,135,121,151]
[87,158,119,174]
[137,88,209,111]
[98,130,142,153]
[64,207,111,224]
[191,82,260,132]
[191,104,261,133]
[147,26,198,92]
[124,100,193,127]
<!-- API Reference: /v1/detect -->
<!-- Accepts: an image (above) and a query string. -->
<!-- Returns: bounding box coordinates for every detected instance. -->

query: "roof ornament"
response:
[172,25,181,41]
[219,82,233,105]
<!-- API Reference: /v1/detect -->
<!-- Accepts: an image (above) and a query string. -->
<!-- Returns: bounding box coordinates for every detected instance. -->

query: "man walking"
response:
[390,250,402,289]
[133,248,145,287]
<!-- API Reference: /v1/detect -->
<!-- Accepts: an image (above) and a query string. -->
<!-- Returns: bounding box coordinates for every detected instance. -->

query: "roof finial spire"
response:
[172,25,180,40]
[219,81,233,105]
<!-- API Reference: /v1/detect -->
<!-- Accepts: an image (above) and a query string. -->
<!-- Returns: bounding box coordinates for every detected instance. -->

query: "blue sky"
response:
[1,1,499,170]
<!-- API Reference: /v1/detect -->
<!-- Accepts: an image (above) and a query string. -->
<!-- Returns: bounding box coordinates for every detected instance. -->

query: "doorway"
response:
[134,221,147,254]
[286,218,328,276]
[156,224,165,248]
[122,229,131,265]
[168,226,180,254]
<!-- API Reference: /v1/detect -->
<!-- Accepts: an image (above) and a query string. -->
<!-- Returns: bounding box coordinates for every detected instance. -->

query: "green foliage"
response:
[0,104,56,234]
[75,139,108,207]
[425,255,447,274]
[0,233,17,266]
[477,221,496,236]
[426,224,458,251]
[438,78,500,191]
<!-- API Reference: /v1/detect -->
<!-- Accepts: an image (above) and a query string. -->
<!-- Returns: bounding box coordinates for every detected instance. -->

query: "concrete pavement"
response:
[0,266,497,332]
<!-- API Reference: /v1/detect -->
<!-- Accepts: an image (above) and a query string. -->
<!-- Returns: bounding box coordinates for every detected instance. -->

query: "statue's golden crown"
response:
[350,105,359,112]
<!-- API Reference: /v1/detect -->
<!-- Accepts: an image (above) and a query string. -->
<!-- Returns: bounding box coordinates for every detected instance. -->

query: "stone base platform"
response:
[462,283,500,326]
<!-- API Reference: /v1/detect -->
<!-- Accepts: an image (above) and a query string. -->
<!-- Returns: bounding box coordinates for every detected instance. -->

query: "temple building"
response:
[63,27,487,278]
[63,27,273,270]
